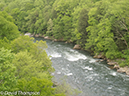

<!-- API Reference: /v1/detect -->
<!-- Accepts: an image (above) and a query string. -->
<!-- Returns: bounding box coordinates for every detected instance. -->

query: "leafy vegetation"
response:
[0,0,129,95]
[0,10,70,96]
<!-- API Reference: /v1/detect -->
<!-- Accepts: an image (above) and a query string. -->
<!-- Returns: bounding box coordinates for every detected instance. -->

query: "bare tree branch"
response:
[116,30,129,49]
[120,19,129,32]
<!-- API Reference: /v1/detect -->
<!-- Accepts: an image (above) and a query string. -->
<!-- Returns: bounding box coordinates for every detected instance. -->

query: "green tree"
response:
[12,51,51,79]
[77,8,89,48]
[46,18,53,36]
[11,36,54,73]
[0,11,20,41]
[0,37,11,49]
[17,77,65,96]
[0,48,17,91]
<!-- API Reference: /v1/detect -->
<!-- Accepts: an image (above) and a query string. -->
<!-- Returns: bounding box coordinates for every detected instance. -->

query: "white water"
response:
[35,38,129,96]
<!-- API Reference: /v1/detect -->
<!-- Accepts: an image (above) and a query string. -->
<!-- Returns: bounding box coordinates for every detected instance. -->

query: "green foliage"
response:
[11,36,54,73]
[11,36,36,53]
[53,17,64,39]
[0,11,20,40]
[77,8,89,47]
[0,48,17,91]
[16,77,66,96]
[2,0,129,67]
[16,77,65,96]
[12,51,50,79]
[46,18,53,36]
[0,37,11,49]
[1,0,129,95]
[55,81,81,96]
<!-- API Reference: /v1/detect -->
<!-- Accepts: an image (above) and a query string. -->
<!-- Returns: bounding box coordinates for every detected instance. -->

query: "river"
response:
[35,37,129,96]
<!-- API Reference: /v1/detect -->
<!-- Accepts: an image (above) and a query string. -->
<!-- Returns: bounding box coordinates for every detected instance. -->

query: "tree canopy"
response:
[0,0,129,95]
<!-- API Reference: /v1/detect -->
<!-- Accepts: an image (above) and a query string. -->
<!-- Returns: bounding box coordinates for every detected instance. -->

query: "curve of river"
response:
[36,37,129,96]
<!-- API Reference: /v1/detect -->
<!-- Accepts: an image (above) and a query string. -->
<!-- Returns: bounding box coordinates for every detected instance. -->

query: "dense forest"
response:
[1,0,129,66]
[0,0,129,95]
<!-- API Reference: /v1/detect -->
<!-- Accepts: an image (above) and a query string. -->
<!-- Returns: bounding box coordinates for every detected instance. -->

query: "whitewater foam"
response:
[83,66,93,70]
[50,52,61,58]
[66,73,73,76]
[110,72,117,76]
[89,59,96,63]
[63,51,87,61]
[57,71,61,74]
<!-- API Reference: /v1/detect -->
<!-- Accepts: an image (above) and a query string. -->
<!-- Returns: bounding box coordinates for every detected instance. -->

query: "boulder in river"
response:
[44,36,51,39]
[34,34,39,37]
[117,66,129,74]
[107,62,118,65]
[53,39,58,41]
[126,70,129,75]
[114,65,120,69]
[53,38,64,42]
[24,32,31,37]
[73,44,81,50]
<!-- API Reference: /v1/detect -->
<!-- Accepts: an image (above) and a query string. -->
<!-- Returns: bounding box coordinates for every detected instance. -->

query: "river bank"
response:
[35,36,129,96]
[25,33,129,75]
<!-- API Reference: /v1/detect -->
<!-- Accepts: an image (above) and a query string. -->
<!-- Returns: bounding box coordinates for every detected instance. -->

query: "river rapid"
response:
[35,37,129,96]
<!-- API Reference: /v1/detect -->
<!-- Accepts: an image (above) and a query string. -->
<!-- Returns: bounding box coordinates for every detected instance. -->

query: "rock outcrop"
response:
[114,65,120,69]
[116,66,129,75]
[73,44,81,50]
[44,36,51,39]
[24,33,32,37]
[107,62,118,65]
[34,34,39,37]
[53,38,64,42]
[117,66,128,73]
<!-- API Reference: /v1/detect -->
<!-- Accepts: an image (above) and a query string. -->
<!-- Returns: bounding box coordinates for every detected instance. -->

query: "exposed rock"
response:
[117,66,128,73]
[104,58,106,60]
[108,66,114,69]
[114,65,120,69]
[53,38,64,42]
[70,40,72,43]
[96,60,99,62]
[24,33,31,37]
[34,34,39,37]
[95,59,104,62]
[65,40,72,43]
[53,39,58,41]
[107,62,118,65]
[44,36,51,39]
[100,59,104,62]
[73,44,81,50]
[117,68,126,73]
[30,34,34,37]
[126,70,129,75]
[107,59,112,62]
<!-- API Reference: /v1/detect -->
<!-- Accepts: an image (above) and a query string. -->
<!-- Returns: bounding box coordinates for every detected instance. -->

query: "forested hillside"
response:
[0,11,66,96]
[0,0,129,95]
[1,0,129,67]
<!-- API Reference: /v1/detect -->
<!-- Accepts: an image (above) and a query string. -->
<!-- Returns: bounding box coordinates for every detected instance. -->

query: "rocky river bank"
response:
[25,33,129,75]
